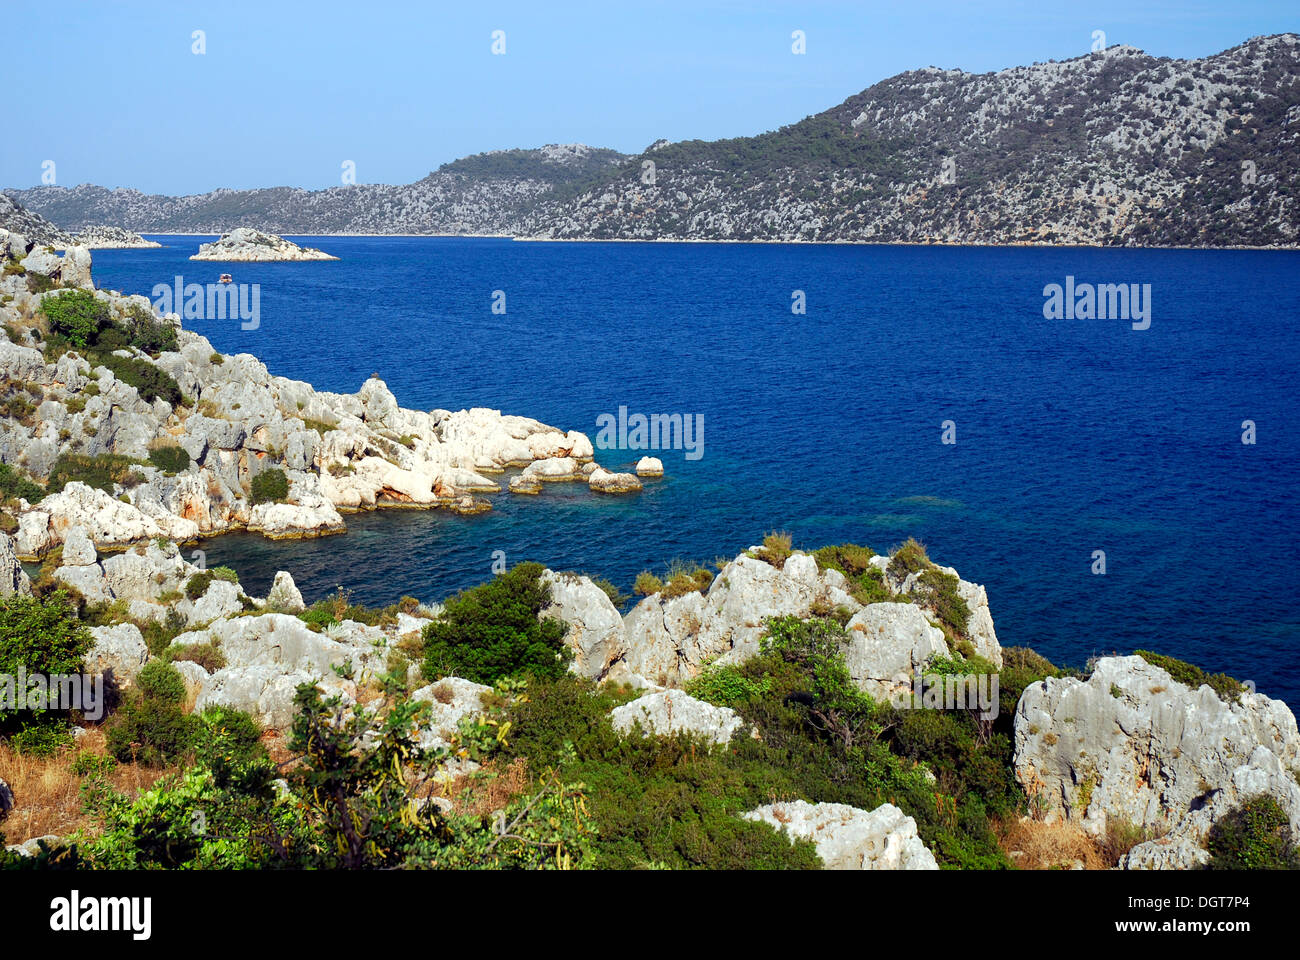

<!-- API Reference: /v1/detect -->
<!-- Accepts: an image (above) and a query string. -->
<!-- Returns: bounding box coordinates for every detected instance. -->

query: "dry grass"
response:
[418,757,531,818]
[0,728,175,845]
[997,816,1107,870]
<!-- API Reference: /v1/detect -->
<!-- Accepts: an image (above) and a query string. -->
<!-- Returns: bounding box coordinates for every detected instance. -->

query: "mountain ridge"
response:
[7,34,1298,246]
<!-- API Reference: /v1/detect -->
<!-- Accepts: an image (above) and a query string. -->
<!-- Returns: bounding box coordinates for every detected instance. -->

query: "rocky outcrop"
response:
[0,533,31,595]
[85,623,150,686]
[72,225,161,249]
[410,678,493,752]
[1014,655,1300,867]
[744,800,939,870]
[539,571,627,679]
[610,690,744,746]
[635,456,663,477]
[190,228,338,261]
[611,547,990,689]
[842,603,950,700]
[265,571,305,613]
[0,247,640,553]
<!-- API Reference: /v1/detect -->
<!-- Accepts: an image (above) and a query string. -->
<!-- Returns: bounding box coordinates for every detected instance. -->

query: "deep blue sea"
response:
[90,236,1300,707]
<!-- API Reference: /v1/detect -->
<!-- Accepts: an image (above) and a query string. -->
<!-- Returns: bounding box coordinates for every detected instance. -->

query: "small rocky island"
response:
[72,225,161,249]
[190,227,338,261]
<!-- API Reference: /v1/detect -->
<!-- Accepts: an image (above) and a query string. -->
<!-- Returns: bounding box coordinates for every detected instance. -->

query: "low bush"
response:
[422,562,570,684]
[40,290,109,348]
[0,591,93,729]
[147,444,191,474]
[249,468,289,504]
[136,660,186,704]
[45,452,145,495]
[1206,795,1300,870]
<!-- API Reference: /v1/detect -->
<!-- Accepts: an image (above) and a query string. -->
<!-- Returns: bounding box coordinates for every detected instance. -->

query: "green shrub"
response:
[633,571,663,596]
[147,445,191,474]
[9,719,74,757]
[41,290,108,347]
[0,591,93,727]
[753,530,793,568]
[105,692,199,765]
[195,706,266,768]
[140,609,189,657]
[887,537,930,579]
[184,566,239,600]
[0,463,44,504]
[122,303,178,355]
[914,568,971,638]
[422,561,570,684]
[1206,795,1300,870]
[812,543,876,578]
[136,660,186,704]
[165,640,226,672]
[98,353,182,405]
[46,452,144,495]
[1134,650,1244,703]
[685,663,773,710]
[249,468,289,504]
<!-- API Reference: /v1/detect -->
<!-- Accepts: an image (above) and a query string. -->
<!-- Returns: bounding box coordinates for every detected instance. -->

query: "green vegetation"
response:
[147,444,191,474]
[0,462,44,504]
[1206,795,1300,870]
[632,559,714,599]
[887,537,931,579]
[249,468,289,504]
[422,562,570,684]
[812,542,896,606]
[0,591,92,728]
[1134,649,1244,703]
[184,566,239,600]
[40,290,108,349]
[38,291,183,403]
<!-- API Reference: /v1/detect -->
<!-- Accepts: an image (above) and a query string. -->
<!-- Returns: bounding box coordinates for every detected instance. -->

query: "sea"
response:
[88,236,1300,706]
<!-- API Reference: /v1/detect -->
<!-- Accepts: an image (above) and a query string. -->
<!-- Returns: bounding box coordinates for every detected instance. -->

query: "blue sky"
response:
[5,0,1295,194]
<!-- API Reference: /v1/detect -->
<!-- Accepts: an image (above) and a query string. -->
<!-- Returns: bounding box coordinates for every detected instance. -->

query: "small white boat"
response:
[218,273,233,284]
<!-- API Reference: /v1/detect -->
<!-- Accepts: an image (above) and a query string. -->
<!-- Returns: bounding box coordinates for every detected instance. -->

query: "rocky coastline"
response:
[0,229,647,562]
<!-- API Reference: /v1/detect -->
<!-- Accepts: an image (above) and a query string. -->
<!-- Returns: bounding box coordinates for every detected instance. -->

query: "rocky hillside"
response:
[0,194,73,248]
[6,144,629,236]
[7,35,1299,246]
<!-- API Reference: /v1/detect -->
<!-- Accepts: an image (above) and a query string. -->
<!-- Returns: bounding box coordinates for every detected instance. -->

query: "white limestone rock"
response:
[190,228,339,261]
[610,689,745,745]
[744,800,939,870]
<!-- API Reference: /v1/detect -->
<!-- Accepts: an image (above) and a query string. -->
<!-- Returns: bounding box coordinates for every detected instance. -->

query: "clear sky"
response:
[5,0,1295,195]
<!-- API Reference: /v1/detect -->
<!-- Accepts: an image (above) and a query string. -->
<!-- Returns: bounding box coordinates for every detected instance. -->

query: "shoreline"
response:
[128,232,1300,252]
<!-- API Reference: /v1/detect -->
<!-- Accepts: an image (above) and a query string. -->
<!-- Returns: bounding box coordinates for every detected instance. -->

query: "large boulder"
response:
[539,571,627,679]
[610,690,745,746]
[842,602,950,699]
[409,678,493,752]
[265,570,305,613]
[195,666,350,730]
[85,623,149,686]
[744,800,939,870]
[1014,655,1300,863]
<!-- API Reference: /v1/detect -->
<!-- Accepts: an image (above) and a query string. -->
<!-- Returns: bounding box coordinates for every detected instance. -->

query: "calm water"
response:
[90,237,1300,706]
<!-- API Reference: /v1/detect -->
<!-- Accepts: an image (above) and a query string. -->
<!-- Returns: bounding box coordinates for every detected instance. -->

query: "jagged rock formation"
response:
[744,800,939,869]
[190,228,338,261]
[72,225,161,249]
[1014,655,1300,869]
[8,36,1298,246]
[534,545,1000,689]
